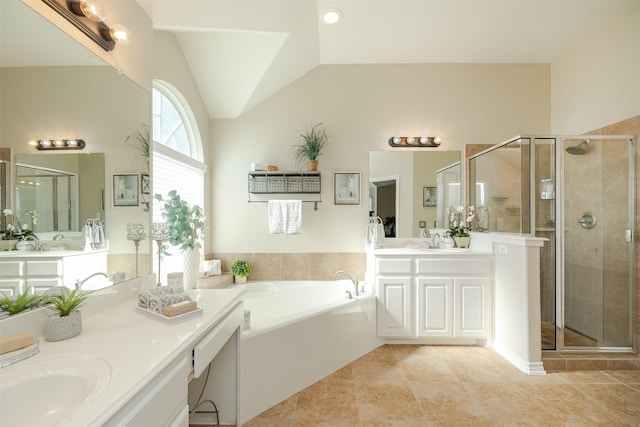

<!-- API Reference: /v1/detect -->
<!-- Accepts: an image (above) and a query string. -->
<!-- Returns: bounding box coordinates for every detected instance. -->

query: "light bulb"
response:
[71,0,106,22]
[392,136,401,144]
[102,25,131,44]
[322,9,342,24]
[406,137,415,144]
[420,136,428,144]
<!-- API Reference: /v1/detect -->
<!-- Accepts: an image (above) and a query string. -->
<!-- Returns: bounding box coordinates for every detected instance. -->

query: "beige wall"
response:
[551,5,640,134]
[210,63,551,253]
[0,67,150,256]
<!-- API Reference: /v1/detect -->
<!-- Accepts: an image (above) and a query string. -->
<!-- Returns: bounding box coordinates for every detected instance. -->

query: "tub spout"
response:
[335,270,359,297]
[75,272,109,290]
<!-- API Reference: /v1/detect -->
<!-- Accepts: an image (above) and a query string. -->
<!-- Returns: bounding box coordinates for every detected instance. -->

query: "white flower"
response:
[456,205,464,213]
[3,209,12,216]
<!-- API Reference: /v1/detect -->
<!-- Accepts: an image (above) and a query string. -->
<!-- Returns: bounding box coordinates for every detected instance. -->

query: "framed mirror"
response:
[369,151,461,238]
[0,0,151,295]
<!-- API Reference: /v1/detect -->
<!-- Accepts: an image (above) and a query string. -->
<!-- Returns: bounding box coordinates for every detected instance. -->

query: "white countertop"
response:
[371,247,493,256]
[4,287,244,426]
[0,248,109,258]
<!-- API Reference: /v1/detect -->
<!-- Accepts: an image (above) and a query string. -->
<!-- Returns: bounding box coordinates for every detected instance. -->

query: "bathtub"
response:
[235,280,380,424]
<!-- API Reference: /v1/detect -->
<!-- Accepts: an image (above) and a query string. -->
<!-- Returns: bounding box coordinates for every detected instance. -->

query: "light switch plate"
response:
[498,244,508,255]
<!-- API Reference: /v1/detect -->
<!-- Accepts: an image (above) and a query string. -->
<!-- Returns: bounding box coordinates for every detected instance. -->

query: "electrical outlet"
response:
[498,244,508,255]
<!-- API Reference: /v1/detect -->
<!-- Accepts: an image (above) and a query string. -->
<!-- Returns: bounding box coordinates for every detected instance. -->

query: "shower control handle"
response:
[577,212,597,230]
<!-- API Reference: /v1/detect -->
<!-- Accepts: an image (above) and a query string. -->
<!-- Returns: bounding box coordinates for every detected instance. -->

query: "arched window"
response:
[152,81,206,284]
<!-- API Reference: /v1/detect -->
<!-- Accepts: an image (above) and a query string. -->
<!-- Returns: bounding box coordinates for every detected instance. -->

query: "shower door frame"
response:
[550,135,636,352]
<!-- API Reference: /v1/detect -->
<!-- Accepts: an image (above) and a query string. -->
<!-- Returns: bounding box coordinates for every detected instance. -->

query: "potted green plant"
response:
[44,288,89,342]
[0,288,42,315]
[231,259,251,284]
[126,124,150,171]
[154,190,206,289]
[293,123,328,171]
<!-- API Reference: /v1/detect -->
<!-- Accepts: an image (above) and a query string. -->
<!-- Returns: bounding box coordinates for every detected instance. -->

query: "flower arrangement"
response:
[1,209,37,240]
[445,205,475,237]
[154,190,206,251]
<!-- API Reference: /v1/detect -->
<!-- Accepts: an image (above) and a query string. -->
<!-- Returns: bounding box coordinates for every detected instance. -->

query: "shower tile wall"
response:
[564,139,604,342]
[588,114,639,350]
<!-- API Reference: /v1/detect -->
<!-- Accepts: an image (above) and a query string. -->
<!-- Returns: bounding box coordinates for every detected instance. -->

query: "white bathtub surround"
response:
[236,280,380,424]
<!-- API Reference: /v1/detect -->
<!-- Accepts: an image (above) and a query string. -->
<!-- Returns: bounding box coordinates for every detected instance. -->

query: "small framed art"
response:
[113,174,139,206]
[334,172,360,205]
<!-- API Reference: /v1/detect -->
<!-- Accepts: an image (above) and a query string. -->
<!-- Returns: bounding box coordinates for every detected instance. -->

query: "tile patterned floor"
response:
[241,345,640,427]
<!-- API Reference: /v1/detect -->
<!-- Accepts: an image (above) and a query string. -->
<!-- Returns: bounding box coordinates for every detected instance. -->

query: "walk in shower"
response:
[469,135,635,352]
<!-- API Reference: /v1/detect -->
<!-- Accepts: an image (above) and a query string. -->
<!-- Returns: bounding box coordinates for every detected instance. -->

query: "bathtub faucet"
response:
[335,270,359,297]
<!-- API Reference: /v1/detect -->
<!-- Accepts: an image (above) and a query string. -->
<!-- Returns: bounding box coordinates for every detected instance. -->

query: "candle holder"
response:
[150,222,169,287]
[127,223,147,277]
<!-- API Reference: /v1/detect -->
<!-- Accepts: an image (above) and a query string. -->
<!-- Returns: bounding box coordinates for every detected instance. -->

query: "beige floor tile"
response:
[356,383,425,421]
[241,346,640,427]
[604,370,640,384]
[558,370,623,384]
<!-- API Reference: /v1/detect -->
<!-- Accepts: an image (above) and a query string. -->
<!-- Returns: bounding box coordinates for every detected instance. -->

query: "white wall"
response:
[551,5,640,134]
[210,64,550,253]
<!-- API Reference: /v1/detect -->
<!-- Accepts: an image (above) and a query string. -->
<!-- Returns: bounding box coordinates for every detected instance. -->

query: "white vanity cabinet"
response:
[0,250,107,295]
[373,250,493,343]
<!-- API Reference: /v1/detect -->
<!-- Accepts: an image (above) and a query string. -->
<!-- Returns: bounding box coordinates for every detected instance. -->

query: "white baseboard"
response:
[492,341,546,375]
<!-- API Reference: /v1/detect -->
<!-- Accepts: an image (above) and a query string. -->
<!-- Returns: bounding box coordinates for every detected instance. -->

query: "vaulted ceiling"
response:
[137,0,638,119]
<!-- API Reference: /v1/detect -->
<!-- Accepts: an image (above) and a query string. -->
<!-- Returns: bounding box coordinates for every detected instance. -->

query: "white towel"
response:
[268,200,285,234]
[285,200,302,234]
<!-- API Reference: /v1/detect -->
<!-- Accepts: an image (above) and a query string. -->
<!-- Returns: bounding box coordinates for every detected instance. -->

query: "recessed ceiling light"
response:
[322,8,342,24]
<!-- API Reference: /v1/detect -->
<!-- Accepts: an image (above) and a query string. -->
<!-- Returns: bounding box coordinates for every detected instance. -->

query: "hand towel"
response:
[147,292,191,314]
[285,200,302,234]
[137,286,176,308]
[268,200,285,234]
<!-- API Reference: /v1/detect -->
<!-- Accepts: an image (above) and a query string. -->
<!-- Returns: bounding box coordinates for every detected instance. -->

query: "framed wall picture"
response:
[334,172,360,205]
[141,173,150,195]
[423,186,437,207]
[113,174,139,206]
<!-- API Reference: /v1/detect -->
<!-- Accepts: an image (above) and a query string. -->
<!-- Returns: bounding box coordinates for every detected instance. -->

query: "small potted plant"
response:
[231,259,251,284]
[44,288,89,342]
[444,205,475,248]
[0,288,42,316]
[293,122,328,171]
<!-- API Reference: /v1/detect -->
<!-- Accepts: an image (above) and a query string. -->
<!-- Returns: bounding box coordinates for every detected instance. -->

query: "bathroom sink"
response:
[0,355,111,426]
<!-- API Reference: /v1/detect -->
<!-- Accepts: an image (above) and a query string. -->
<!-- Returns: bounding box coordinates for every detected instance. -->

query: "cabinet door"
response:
[454,277,490,338]
[376,276,413,337]
[417,277,453,337]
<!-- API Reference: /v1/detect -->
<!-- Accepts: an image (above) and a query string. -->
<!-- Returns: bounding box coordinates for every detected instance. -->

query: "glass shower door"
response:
[561,137,634,349]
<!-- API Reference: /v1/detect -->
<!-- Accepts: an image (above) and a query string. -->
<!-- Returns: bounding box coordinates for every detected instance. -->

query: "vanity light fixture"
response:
[388,136,441,148]
[31,139,86,151]
[41,0,131,52]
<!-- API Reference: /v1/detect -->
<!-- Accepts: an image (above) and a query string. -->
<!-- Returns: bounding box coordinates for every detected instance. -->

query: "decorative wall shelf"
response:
[248,171,322,210]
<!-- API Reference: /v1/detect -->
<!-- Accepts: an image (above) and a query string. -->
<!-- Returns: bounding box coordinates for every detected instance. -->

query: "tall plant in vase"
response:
[293,122,328,171]
[154,190,206,289]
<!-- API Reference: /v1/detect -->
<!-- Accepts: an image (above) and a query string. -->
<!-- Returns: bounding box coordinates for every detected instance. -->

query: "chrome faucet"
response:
[75,272,109,290]
[53,233,64,240]
[23,235,43,251]
[335,270,359,297]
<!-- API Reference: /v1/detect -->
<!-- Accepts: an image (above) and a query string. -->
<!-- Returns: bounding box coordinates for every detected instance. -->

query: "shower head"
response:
[565,139,590,155]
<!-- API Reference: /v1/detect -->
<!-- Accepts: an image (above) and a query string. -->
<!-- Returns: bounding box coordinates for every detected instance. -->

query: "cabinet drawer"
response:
[26,260,62,276]
[416,259,490,276]
[0,261,25,277]
[377,258,412,274]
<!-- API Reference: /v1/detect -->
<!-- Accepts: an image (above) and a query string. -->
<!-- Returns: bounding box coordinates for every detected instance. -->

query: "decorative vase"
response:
[235,275,247,284]
[0,239,18,251]
[44,310,82,342]
[307,159,318,171]
[454,236,471,248]
[182,247,200,290]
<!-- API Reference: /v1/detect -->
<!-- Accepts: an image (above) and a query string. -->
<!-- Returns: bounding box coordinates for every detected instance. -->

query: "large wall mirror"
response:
[369,151,461,238]
[0,0,151,292]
